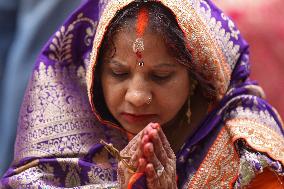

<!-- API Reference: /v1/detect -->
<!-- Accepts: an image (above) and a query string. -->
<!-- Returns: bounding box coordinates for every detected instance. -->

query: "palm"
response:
[117,123,177,189]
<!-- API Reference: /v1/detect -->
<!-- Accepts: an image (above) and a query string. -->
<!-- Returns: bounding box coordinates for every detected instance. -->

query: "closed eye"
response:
[151,72,173,82]
[110,70,129,79]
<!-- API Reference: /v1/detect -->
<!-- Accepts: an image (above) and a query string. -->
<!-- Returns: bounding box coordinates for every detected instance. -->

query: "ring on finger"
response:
[156,165,165,177]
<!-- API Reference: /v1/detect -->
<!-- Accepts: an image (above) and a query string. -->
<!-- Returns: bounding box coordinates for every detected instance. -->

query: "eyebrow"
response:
[108,59,128,67]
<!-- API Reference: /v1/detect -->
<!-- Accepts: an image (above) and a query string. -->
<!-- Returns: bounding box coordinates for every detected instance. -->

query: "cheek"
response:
[102,82,112,108]
[157,75,190,120]
[101,75,124,114]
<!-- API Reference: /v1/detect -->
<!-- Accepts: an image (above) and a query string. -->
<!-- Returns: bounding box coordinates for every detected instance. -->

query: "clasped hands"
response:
[118,123,177,189]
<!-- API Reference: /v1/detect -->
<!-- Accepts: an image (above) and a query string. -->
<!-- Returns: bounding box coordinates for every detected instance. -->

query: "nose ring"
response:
[147,96,152,105]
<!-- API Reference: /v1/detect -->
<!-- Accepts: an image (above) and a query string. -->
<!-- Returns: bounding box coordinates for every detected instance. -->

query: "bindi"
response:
[132,6,149,67]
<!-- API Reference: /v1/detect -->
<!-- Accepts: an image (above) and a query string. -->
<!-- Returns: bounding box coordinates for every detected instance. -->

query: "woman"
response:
[1,0,283,188]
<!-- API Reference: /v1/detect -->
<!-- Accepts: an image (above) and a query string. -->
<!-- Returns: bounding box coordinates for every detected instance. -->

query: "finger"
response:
[145,163,156,179]
[117,164,126,184]
[141,134,150,146]
[148,128,169,164]
[141,134,150,159]
[136,158,147,173]
[143,142,153,158]
[131,139,146,169]
[144,122,154,136]
[155,125,175,159]
[145,163,163,189]
[147,123,170,152]
[143,142,164,169]
[121,131,143,157]
[150,122,160,130]
[130,151,139,168]
[144,124,175,167]
[144,122,160,137]
[122,135,144,170]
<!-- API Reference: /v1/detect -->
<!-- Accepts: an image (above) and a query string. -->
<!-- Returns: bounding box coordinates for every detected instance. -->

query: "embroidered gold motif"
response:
[226,118,284,165]
[65,160,81,187]
[188,128,239,189]
[198,0,241,71]
[49,13,97,63]
[92,148,113,169]
[8,163,60,188]
[15,61,105,162]
[221,94,283,135]
[88,163,115,184]
[6,6,125,189]
[221,13,240,40]
[15,59,128,164]
[7,158,118,188]
[13,10,106,163]
[15,11,127,162]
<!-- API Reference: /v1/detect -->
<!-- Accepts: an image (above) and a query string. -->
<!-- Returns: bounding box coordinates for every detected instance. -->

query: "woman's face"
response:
[101,29,190,134]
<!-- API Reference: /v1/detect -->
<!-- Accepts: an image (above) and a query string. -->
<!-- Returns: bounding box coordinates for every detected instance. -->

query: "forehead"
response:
[114,27,166,48]
[104,28,178,66]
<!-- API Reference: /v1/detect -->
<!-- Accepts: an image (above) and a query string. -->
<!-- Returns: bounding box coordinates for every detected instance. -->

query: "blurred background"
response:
[213,0,284,119]
[0,0,81,176]
[0,0,283,177]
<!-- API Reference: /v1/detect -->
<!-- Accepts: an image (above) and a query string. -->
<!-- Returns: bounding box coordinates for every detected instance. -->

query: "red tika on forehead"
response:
[136,6,149,37]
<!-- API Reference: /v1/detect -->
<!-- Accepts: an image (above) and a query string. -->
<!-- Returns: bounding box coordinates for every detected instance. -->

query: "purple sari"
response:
[1,0,283,188]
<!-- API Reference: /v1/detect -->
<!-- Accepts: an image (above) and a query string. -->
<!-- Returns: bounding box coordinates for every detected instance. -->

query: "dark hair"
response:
[94,1,194,123]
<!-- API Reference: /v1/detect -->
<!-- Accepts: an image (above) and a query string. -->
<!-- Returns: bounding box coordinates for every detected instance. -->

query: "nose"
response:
[125,77,152,107]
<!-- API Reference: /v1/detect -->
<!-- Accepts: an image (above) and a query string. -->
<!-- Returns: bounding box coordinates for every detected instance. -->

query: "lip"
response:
[121,112,156,124]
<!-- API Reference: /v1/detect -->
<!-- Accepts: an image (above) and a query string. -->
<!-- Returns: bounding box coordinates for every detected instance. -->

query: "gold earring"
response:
[186,98,191,125]
[186,79,198,125]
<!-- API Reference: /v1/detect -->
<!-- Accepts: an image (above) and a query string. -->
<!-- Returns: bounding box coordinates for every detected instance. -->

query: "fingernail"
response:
[144,129,148,135]
[139,158,145,166]
[144,144,153,156]
[150,129,158,139]
[146,164,155,177]
[148,144,153,153]
[152,123,160,130]
[142,135,149,144]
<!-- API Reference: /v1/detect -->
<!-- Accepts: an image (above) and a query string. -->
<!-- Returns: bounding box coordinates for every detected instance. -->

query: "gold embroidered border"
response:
[8,158,117,189]
[16,61,127,162]
[188,128,239,189]
[225,118,284,165]
[15,11,99,162]
[188,118,284,188]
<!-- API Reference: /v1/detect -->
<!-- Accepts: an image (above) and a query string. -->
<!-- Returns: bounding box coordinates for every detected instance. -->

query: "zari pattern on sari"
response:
[1,0,284,188]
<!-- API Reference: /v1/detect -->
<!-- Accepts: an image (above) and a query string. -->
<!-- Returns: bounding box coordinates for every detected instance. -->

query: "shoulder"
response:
[188,94,284,189]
